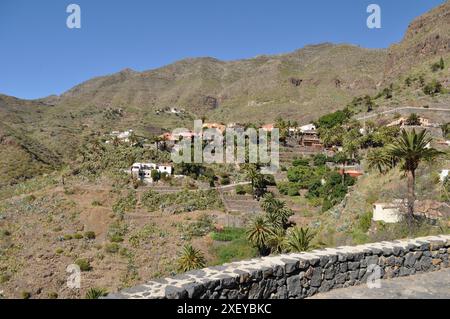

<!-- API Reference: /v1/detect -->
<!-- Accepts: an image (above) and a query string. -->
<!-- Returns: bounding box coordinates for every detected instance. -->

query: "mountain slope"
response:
[58,44,387,124]
[0,1,447,175]
[384,0,450,80]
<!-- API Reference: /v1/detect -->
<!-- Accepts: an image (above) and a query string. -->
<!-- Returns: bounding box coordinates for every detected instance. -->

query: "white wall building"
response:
[299,124,316,133]
[440,169,449,183]
[131,163,173,183]
[372,200,404,224]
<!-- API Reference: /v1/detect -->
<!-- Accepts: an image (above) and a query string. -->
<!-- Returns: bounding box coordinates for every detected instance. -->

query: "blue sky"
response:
[0,0,446,99]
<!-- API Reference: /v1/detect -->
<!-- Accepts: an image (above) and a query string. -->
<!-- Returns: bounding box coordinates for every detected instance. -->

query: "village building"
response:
[373,200,404,223]
[299,123,317,133]
[226,123,245,129]
[440,169,449,182]
[386,116,438,128]
[106,129,135,144]
[338,168,364,178]
[203,122,226,134]
[131,162,173,183]
[372,199,450,224]
[261,124,275,132]
[299,130,323,148]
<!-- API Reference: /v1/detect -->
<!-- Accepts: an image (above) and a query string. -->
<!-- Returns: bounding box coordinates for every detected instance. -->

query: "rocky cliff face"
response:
[384,1,450,80]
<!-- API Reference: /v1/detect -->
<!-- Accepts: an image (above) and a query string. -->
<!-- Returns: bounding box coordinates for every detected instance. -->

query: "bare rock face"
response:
[384,1,450,80]
[289,78,303,87]
[202,96,219,109]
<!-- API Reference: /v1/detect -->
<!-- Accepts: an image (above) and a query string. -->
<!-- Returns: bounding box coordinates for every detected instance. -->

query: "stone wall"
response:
[106,235,450,299]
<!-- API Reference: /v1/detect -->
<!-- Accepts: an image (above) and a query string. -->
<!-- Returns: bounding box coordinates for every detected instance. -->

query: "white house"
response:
[106,129,134,144]
[372,200,404,223]
[440,169,449,182]
[299,123,316,133]
[130,162,173,183]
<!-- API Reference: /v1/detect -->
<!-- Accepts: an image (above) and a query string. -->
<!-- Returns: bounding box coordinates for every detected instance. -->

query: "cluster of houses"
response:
[386,116,438,128]
[157,122,323,149]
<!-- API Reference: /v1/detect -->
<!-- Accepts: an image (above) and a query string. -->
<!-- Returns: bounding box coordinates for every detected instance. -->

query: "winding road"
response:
[356,106,450,121]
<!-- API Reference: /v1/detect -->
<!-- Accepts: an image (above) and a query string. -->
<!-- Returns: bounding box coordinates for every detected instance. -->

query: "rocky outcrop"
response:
[106,235,450,299]
[384,1,450,80]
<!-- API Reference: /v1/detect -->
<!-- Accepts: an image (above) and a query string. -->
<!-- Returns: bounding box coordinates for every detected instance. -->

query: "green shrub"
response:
[109,234,124,243]
[151,169,161,182]
[112,191,137,217]
[211,238,257,264]
[85,288,108,299]
[47,292,58,299]
[55,248,64,254]
[75,258,92,272]
[91,200,102,206]
[63,234,73,241]
[287,184,300,197]
[142,189,223,214]
[313,154,328,167]
[107,221,127,243]
[263,174,276,186]
[277,181,290,195]
[84,231,96,240]
[181,214,215,239]
[423,79,443,96]
[358,211,373,232]
[210,227,246,242]
[105,243,120,254]
[21,291,31,299]
[243,184,253,194]
[292,158,310,167]
[73,233,83,240]
[0,229,11,238]
[235,185,245,195]
[431,58,444,72]
[0,273,11,284]
[220,177,230,185]
[317,109,351,129]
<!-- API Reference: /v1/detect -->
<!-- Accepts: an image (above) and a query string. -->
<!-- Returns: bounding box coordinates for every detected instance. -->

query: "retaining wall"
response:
[106,235,450,299]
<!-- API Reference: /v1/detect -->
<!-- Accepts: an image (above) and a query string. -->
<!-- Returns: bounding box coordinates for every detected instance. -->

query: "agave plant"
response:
[177,244,206,273]
[267,228,287,254]
[85,287,108,299]
[286,227,315,252]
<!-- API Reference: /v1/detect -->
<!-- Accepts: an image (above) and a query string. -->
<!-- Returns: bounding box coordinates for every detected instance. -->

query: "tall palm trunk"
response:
[406,170,416,225]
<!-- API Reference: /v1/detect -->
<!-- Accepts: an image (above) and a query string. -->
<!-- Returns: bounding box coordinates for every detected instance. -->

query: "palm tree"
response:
[386,129,443,223]
[177,244,206,272]
[334,151,349,186]
[366,148,392,174]
[261,192,277,212]
[245,165,266,199]
[261,193,293,229]
[286,227,315,252]
[246,216,274,256]
[85,288,108,299]
[440,123,449,139]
